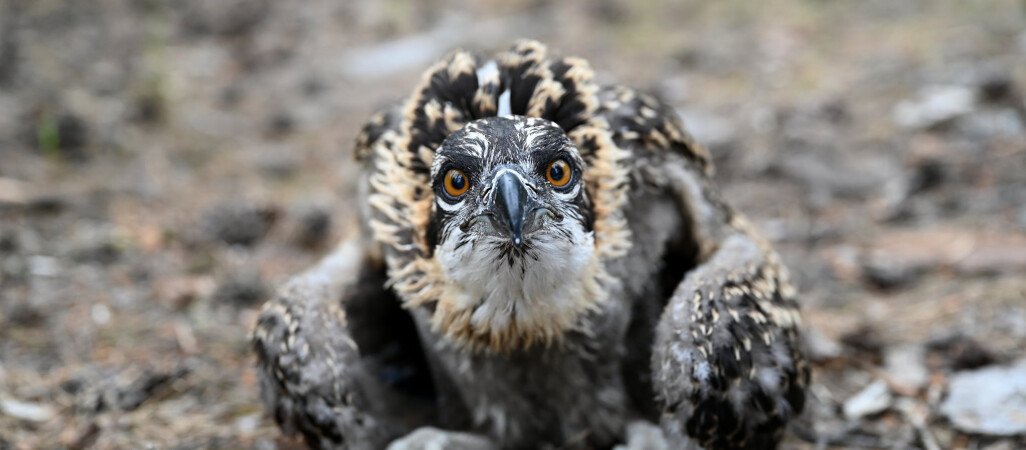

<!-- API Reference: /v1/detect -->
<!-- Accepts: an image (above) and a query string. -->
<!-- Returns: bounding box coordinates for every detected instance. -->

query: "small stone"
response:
[1,398,55,422]
[219,84,244,108]
[981,441,1017,450]
[75,365,192,414]
[676,108,736,150]
[859,227,996,286]
[618,420,668,450]
[27,112,90,161]
[893,85,976,130]
[386,427,494,450]
[587,0,633,24]
[862,254,920,290]
[71,241,120,265]
[202,203,277,247]
[820,98,850,124]
[28,255,59,277]
[955,232,1026,276]
[940,359,1026,436]
[301,76,325,97]
[3,302,44,327]
[926,333,996,371]
[978,74,1016,104]
[956,108,1024,140]
[840,326,886,363]
[0,177,29,205]
[805,327,843,362]
[266,112,295,136]
[255,151,299,180]
[213,270,268,306]
[884,344,929,391]
[132,90,165,124]
[26,195,66,215]
[91,304,111,325]
[930,425,956,449]
[292,205,332,249]
[908,158,947,194]
[0,232,16,253]
[180,0,270,38]
[234,412,262,434]
[843,380,893,420]
[56,113,89,160]
[61,377,86,395]
[156,276,216,310]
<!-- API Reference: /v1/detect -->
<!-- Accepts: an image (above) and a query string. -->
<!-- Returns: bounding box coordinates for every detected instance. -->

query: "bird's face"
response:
[427,116,603,350]
[429,116,593,253]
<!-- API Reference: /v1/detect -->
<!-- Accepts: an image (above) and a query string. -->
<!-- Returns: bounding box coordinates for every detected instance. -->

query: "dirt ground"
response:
[1,1,1025,449]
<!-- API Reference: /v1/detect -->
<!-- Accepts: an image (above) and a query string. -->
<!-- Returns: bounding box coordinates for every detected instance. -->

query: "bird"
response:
[252,40,809,450]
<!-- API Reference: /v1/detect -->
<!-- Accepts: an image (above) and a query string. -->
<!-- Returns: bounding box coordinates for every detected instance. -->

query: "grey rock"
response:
[28,255,60,277]
[884,344,929,391]
[940,359,1026,436]
[772,151,903,205]
[202,203,277,247]
[213,270,269,306]
[843,380,893,420]
[805,327,843,362]
[676,108,736,149]
[292,205,332,249]
[840,326,886,363]
[180,0,270,38]
[387,427,496,450]
[862,254,920,290]
[254,150,299,180]
[926,332,997,371]
[893,85,976,129]
[978,74,1017,104]
[615,421,669,450]
[956,108,1024,140]
[981,441,1018,450]
[0,398,55,422]
[72,365,191,414]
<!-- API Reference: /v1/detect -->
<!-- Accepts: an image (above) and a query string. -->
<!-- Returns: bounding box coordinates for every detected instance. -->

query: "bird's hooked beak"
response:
[490,170,533,246]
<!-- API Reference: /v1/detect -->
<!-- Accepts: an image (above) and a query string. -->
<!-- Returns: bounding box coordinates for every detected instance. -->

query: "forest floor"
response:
[1,0,1025,448]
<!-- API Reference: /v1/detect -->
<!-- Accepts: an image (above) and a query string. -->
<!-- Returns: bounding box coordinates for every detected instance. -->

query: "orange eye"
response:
[546,159,572,187]
[444,169,470,197]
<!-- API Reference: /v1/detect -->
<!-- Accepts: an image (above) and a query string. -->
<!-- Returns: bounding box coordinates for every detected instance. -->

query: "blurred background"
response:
[1,0,1025,448]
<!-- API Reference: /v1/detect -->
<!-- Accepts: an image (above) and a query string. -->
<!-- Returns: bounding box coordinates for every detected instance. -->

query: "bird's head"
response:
[426,115,605,351]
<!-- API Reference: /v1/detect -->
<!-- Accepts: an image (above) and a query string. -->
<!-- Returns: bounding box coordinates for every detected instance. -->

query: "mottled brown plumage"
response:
[253,40,808,450]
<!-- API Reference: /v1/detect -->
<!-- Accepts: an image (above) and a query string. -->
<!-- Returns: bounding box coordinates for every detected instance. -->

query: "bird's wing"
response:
[252,240,405,450]
[593,86,809,449]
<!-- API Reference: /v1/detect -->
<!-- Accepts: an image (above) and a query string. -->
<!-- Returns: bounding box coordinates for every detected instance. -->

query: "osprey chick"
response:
[253,40,808,450]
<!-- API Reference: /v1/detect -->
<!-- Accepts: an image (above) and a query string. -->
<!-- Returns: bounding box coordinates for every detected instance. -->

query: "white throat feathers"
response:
[433,213,605,351]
